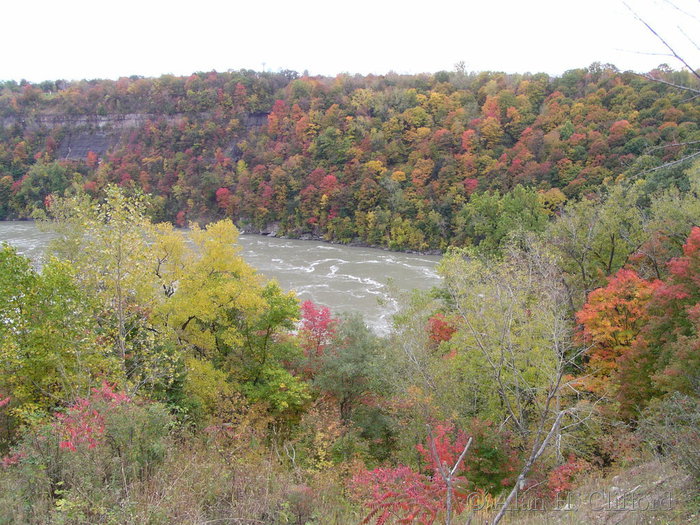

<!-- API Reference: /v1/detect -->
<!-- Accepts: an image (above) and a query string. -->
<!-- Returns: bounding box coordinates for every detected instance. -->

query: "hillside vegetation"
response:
[1,65,698,250]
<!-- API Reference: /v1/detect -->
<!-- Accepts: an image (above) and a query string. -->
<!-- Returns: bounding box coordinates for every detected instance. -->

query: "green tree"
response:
[0,175,12,219]
[636,160,700,279]
[13,161,74,217]
[44,186,177,397]
[438,246,574,438]
[46,186,155,367]
[546,183,645,307]
[314,314,386,423]
[0,245,118,422]
[152,220,308,419]
[454,185,548,255]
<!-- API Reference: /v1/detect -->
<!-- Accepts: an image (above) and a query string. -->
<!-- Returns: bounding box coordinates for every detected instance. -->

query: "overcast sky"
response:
[2,0,699,82]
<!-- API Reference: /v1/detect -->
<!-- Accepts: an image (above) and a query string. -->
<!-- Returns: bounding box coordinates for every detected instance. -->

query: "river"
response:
[0,221,442,334]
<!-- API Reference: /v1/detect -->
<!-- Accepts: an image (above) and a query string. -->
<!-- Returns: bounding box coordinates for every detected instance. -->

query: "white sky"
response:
[2,0,699,82]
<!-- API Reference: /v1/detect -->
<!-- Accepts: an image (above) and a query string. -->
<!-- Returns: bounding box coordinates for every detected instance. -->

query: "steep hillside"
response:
[0,66,698,249]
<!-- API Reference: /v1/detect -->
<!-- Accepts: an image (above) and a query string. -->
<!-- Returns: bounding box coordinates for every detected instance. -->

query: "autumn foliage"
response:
[351,421,514,524]
[1,64,699,520]
[576,269,660,395]
[618,227,700,415]
[427,313,457,346]
[53,382,130,452]
[1,66,697,252]
[299,300,337,358]
[352,423,473,525]
[576,227,700,417]
[546,455,590,497]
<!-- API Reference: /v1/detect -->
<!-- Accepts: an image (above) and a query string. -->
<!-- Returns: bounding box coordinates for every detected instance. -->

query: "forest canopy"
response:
[0,65,698,251]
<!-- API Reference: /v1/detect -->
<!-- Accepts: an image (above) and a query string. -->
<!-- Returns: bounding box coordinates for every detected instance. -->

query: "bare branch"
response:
[450,436,473,477]
[644,140,700,153]
[427,425,473,525]
[635,149,700,177]
[624,1,700,81]
[661,0,700,24]
[490,410,568,525]
[678,25,700,52]
[614,47,674,58]
[642,73,700,94]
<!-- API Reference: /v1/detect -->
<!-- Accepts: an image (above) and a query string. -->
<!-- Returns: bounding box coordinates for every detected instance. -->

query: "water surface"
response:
[0,221,441,333]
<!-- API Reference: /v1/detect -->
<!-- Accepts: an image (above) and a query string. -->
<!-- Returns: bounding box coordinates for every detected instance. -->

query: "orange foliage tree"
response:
[576,268,660,396]
[618,227,700,416]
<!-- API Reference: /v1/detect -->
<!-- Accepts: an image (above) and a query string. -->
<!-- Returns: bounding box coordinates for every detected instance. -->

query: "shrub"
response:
[546,455,591,497]
[0,383,171,523]
[351,422,502,525]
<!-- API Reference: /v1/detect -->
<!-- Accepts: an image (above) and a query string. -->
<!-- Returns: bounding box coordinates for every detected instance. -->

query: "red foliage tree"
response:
[618,228,700,416]
[215,187,232,211]
[546,455,590,497]
[53,382,130,452]
[463,178,479,195]
[86,150,99,169]
[352,423,472,525]
[352,466,446,525]
[575,268,660,396]
[175,210,187,227]
[352,421,512,524]
[427,313,457,346]
[299,300,337,358]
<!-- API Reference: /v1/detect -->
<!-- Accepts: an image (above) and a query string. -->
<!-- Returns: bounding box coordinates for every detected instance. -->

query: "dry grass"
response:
[491,459,698,525]
[118,439,360,524]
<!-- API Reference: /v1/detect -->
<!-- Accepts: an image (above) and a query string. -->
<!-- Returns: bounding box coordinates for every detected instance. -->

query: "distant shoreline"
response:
[0,219,443,257]
[238,228,443,257]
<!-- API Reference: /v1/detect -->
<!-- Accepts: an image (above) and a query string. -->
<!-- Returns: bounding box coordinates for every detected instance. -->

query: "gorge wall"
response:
[0,112,268,160]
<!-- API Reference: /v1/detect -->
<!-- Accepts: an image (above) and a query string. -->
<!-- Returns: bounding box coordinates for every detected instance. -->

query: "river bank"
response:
[240,225,444,256]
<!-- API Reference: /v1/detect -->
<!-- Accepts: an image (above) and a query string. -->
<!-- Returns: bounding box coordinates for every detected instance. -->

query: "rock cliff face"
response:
[0,113,187,131]
[1,111,269,160]
[55,132,118,160]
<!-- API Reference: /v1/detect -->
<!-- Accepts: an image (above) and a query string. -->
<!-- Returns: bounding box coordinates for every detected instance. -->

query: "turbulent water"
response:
[0,221,441,334]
